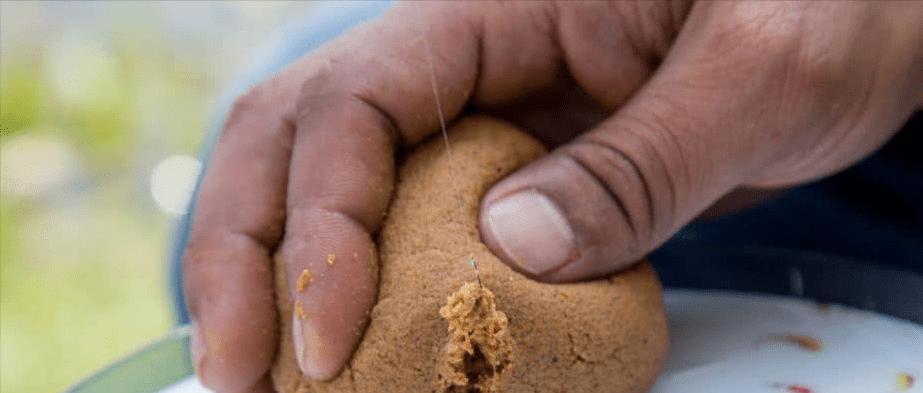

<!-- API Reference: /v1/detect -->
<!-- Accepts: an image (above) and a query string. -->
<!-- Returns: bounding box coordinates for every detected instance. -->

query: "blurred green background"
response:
[1,2,308,392]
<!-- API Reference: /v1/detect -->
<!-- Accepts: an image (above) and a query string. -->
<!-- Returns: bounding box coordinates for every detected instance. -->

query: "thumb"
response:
[476,2,835,282]
[479,87,758,282]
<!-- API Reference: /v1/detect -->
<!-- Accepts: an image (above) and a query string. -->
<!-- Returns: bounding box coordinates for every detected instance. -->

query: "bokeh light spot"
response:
[149,155,201,216]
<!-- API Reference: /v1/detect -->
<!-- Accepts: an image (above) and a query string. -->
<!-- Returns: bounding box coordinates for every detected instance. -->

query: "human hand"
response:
[183,2,923,391]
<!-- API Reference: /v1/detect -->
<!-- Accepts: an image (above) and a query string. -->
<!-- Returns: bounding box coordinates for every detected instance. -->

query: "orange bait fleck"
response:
[327,253,336,266]
[296,269,312,292]
[771,334,823,352]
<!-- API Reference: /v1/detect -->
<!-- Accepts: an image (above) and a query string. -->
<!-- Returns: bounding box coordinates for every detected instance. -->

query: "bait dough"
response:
[273,116,668,393]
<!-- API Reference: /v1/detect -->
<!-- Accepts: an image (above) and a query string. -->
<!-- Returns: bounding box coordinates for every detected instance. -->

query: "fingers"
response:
[278,99,393,380]
[274,3,486,380]
[183,80,297,391]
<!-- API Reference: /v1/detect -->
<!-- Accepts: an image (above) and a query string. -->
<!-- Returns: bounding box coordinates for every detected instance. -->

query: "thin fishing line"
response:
[413,2,482,288]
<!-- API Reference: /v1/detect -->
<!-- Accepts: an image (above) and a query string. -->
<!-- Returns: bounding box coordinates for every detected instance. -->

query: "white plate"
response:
[652,290,921,393]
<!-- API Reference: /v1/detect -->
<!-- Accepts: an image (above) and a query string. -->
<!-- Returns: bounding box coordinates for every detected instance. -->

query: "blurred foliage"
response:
[0,63,44,135]
[0,188,170,393]
[0,31,178,393]
[1,2,306,392]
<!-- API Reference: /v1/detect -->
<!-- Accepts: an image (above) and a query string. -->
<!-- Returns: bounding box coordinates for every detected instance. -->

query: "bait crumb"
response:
[768,334,823,352]
[296,269,312,292]
[327,253,336,266]
[437,282,515,393]
[898,372,915,390]
[782,335,823,352]
[294,301,307,320]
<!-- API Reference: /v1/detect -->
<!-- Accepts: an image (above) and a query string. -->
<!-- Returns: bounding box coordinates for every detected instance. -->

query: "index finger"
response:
[183,58,322,391]
[275,1,567,381]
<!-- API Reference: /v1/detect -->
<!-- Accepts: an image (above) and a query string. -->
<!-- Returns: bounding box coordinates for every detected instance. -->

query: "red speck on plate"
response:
[786,384,813,393]
[771,382,814,393]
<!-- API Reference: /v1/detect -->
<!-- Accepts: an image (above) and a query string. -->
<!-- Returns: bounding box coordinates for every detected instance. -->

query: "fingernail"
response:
[485,190,576,276]
[293,310,340,380]
[191,322,207,379]
[292,312,309,375]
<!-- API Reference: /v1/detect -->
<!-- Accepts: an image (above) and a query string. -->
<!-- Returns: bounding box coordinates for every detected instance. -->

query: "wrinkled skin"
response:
[182,1,923,392]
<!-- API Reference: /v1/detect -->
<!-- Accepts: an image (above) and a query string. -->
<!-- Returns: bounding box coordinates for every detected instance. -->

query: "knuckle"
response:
[294,59,400,145]
[622,100,692,191]
[295,59,348,115]
[561,139,657,245]
[577,109,694,243]
[225,82,273,129]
